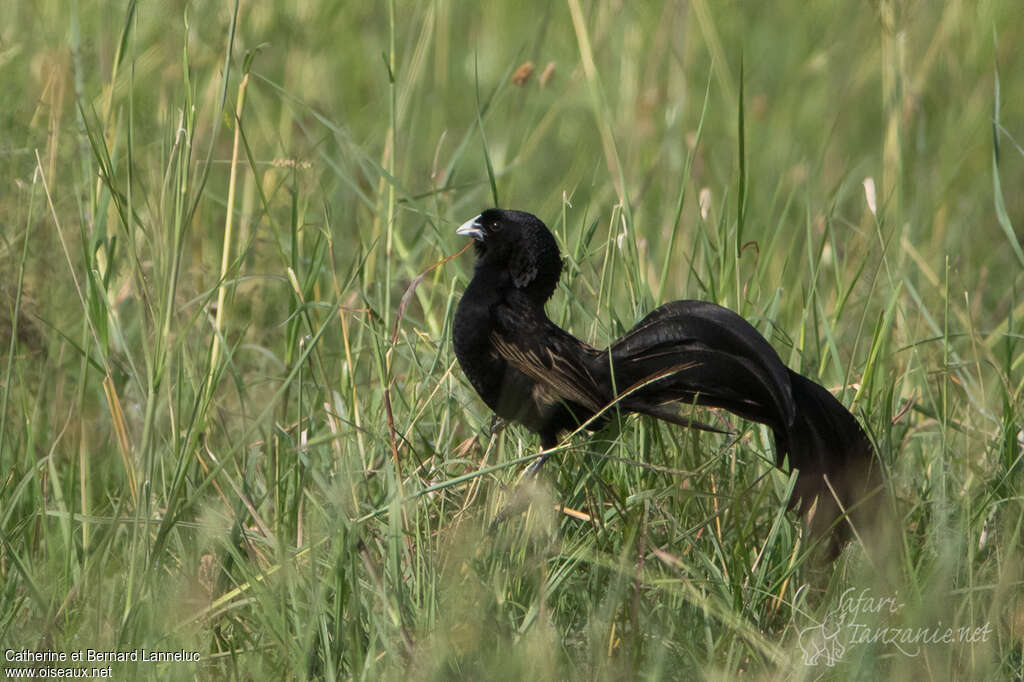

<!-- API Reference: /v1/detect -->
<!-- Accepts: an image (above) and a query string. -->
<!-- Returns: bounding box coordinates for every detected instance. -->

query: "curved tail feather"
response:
[608,300,883,556]
[782,370,883,557]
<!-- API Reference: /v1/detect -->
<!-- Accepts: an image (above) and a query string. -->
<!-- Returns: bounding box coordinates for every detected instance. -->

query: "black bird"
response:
[452,208,882,557]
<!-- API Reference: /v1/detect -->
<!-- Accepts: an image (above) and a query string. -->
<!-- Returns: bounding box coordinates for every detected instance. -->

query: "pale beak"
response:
[456,215,485,241]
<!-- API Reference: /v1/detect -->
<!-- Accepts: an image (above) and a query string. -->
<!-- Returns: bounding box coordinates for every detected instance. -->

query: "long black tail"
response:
[609,300,883,556]
[780,369,883,555]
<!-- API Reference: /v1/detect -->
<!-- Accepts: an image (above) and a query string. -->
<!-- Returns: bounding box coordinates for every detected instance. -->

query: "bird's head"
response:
[456,208,563,302]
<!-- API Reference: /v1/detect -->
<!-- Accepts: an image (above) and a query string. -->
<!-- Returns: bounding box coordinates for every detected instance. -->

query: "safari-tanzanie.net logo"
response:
[796,586,993,667]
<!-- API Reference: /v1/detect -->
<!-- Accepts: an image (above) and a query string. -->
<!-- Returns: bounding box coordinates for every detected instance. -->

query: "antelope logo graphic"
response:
[798,616,846,667]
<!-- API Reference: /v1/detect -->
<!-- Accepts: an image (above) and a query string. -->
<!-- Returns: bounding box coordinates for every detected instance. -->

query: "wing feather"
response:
[490,332,604,412]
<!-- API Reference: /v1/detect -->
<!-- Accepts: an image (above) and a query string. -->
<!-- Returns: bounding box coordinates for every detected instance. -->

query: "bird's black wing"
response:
[491,296,727,437]
[490,294,607,415]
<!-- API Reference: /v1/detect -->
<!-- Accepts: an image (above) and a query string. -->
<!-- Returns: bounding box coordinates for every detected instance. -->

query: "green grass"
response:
[2,0,1023,679]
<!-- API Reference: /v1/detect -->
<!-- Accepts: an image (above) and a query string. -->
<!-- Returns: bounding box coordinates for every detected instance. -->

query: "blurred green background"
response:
[2,0,1022,679]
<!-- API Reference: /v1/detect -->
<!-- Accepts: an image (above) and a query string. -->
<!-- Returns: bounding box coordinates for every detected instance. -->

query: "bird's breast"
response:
[453,291,507,412]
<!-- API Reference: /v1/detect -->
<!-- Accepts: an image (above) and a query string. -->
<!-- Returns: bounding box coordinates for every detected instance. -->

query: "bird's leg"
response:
[489,413,507,436]
[488,492,529,532]
[524,436,556,476]
[488,438,556,533]
[524,456,548,476]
